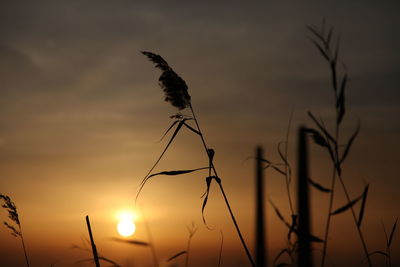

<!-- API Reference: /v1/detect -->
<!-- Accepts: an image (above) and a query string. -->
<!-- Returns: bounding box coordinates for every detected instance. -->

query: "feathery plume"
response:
[142,51,191,110]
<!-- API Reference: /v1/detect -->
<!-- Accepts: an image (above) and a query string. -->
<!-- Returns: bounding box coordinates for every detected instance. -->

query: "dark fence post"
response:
[297,127,312,267]
[255,146,266,267]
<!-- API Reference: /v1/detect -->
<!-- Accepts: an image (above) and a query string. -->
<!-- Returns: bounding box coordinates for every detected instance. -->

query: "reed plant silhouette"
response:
[0,194,30,267]
[165,222,197,267]
[138,51,255,267]
[86,215,101,267]
[262,20,379,267]
[72,237,122,267]
[364,218,398,267]
[306,21,372,266]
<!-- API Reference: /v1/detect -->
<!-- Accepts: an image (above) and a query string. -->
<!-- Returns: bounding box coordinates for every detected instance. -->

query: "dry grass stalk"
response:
[140,51,255,267]
[86,215,101,267]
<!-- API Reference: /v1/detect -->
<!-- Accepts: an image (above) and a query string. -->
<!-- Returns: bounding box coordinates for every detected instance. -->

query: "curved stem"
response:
[189,103,255,267]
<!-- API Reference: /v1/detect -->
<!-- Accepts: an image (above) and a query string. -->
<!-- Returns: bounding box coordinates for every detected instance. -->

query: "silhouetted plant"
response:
[365,218,398,267]
[139,51,255,267]
[86,215,101,267]
[306,21,371,266]
[0,194,30,267]
[72,236,122,267]
[165,222,197,267]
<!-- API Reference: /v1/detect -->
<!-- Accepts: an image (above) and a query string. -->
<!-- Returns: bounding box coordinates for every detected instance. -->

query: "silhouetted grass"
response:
[139,51,255,267]
[306,21,371,266]
[0,194,30,267]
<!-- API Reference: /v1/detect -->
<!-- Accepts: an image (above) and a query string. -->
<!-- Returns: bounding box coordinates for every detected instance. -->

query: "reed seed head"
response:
[0,194,22,237]
[142,51,191,110]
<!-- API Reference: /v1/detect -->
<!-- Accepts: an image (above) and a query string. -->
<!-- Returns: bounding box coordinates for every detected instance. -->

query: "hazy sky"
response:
[0,1,399,267]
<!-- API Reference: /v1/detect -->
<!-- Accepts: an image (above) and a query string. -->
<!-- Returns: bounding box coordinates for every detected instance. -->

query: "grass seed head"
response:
[142,51,191,110]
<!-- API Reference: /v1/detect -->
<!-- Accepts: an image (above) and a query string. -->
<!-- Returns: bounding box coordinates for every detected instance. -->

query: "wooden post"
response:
[297,127,312,267]
[255,146,266,267]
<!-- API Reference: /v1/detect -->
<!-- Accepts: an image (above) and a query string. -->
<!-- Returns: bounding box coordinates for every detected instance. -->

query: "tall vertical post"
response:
[297,127,312,267]
[255,146,266,267]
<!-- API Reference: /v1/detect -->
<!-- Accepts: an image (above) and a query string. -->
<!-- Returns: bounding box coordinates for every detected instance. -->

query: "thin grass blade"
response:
[339,121,360,164]
[331,195,362,215]
[136,121,185,201]
[273,248,291,266]
[183,121,201,136]
[157,120,179,142]
[388,218,398,247]
[357,184,369,227]
[167,251,187,262]
[111,238,150,246]
[308,178,331,193]
[147,167,209,180]
[201,176,214,227]
[307,111,336,145]
[337,73,347,125]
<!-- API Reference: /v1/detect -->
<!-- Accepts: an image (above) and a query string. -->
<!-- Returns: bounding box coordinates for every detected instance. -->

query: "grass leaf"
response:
[136,121,185,201]
[388,218,398,247]
[111,238,149,246]
[307,128,329,148]
[183,121,201,136]
[158,120,180,142]
[357,184,369,227]
[268,199,290,228]
[339,121,360,164]
[167,251,187,262]
[326,27,334,49]
[307,112,336,145]
[308,178,331,193]
[308,37,329,62]
[201,176,214,227]
[331,195,362,215]
[337,73,347,125]
[306,25,325,44]
[273,248,291,267]
[147,167,209,179]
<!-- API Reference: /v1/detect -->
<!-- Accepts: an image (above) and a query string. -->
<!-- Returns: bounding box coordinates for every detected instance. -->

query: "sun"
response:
[116,211,137,237]
[117,218,136,237]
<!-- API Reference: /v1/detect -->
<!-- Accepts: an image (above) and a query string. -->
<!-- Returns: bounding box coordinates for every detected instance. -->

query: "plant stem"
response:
[185,234,192,267]
[189,103,255,267]
[141,206,159,267]
[86,215,101,267]
[19,227,30,267]
[320,166,336,267]
[284,111,294,216]
[337,175,372,267]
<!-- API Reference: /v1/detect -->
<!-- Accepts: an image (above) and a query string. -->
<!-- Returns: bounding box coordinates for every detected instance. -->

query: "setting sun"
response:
[116,210,137,237]
[117,218,136,237]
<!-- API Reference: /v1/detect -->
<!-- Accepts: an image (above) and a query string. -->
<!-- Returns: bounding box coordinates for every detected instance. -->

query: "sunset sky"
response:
[0,1,399,267]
